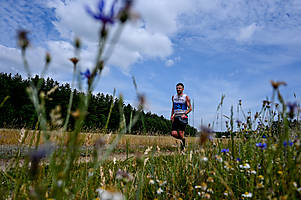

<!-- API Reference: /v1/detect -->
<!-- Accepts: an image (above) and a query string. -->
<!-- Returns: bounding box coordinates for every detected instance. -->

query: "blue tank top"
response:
[173,94,187,116]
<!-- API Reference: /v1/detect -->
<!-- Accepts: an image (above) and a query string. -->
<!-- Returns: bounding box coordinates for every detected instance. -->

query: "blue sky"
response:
[1,0,301,131]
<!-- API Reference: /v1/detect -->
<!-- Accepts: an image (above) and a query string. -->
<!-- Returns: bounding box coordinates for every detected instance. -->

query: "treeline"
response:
[0,73,197,136]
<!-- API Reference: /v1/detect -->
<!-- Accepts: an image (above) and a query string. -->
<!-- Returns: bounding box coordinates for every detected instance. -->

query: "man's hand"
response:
[181,114,188,119]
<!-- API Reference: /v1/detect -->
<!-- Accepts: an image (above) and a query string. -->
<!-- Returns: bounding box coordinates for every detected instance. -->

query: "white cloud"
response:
[165,59,174,67]
[46,0,190,71]
[237,23,258,42]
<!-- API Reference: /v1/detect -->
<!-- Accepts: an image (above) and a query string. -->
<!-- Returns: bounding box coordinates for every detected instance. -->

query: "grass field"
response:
[1,127,300,199]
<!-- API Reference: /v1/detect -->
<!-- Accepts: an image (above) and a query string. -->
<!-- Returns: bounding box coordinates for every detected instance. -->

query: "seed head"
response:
[45,52,51,64]
[69,57,79,67]
[74,37,81,49]
[270,80,287,90]
[17,30,30,50]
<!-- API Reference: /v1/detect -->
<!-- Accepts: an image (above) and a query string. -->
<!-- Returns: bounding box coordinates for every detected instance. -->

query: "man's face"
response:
[176,85,184,95]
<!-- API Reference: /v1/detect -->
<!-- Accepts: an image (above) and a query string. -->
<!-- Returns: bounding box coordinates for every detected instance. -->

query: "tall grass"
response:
[0,1,300,199]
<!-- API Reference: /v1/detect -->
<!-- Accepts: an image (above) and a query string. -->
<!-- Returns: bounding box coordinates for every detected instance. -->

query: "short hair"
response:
[176,83,184,88]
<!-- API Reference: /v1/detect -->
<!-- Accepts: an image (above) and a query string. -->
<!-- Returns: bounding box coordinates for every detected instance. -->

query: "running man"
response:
[170,83,192,150]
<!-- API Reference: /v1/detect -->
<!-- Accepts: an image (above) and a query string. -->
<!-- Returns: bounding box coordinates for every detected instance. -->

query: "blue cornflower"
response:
[283,140,293,147]
[221,148,229,153]
[262,135,267,139]
[256,142,267,149]
[86,0,118,25]
[80,69,91,80]
[236,157,241,162]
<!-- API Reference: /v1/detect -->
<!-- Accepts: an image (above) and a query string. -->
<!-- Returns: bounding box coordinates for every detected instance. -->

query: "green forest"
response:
[0,73,197,136]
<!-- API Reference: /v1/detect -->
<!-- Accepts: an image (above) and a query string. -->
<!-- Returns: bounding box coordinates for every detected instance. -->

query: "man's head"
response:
[176,83,184,95]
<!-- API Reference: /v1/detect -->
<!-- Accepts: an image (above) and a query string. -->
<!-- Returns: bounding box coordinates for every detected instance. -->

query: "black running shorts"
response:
[172,116,188,131]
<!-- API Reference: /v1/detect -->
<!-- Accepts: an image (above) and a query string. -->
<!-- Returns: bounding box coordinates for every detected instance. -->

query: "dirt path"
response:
[0,145,178,171]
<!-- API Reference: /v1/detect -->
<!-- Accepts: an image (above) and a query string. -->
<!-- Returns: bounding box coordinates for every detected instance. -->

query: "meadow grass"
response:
[1,1,300,199]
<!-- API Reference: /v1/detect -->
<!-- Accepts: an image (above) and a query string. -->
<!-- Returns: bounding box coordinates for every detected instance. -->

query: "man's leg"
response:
[179,130,185,150]
[171,130,181,139]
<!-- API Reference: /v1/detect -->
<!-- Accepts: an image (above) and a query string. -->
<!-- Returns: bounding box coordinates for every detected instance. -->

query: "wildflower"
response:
[28,143,53,177]
[283,140,294,147]
[57,180,63,187]
[149,179,155,184]
[195,185,201,189]
[157,188,163,194]
[270,80,287,89]
[207,177,214,183]
[74,37,81,49]
[215,155,223,162]
[207,188,214,193]
[156,180,167,186]
[242,192,253,198]
[117,0,137,23]
[200,156,208,162]
[250,170,257,174]
[256,142,267,149]
[239,163,250,169]
[224,161,233,170]
[96,188,125,200]
[258,175,264,180]
[80,69,92,80]
[221,148,229,153]
[287,102,298,118]
[116,169,133,182]
[277,170,283,175]
[201,182,207,191]
[86,0,118,25]
[236,157,241,162]
[69,57,79,67]
[45,52,51,64]
[224,191,228,196]
[257,183,264,189]
[204,193,211,199]
[17,30,30,50]
[199,126,214,146]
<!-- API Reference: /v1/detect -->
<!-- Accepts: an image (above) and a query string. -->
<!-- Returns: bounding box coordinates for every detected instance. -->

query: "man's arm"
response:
[171,96,175,120]
[184,95,192,115]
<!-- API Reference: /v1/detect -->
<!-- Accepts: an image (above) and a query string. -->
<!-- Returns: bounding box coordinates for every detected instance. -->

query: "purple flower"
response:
[80,69,91,80]
[221,148,229,153]
[256,142,267,149]
[283,140,293,147]
[287,102,298,118]
[86,0,118,25]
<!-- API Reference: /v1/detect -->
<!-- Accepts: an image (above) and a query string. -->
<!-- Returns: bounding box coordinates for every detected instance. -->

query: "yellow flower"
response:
[257,183,264,188]
[258,175,264,180]
[277,170,283,175]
